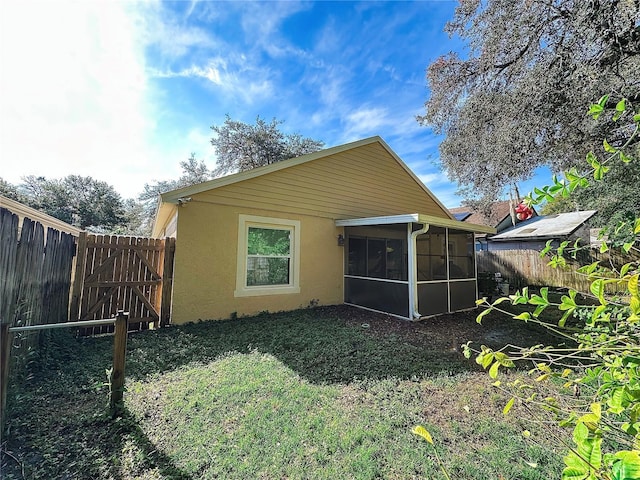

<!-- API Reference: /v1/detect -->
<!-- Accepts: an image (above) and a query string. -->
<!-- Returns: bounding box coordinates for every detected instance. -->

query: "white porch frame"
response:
[336,213,494,320]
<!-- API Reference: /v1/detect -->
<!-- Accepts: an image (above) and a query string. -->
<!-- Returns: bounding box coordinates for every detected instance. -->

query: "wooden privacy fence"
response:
[0,208,76,329]
[1,207,176,430]
[1,207,76,430]
[477,248,638,292]
[69,233,175,335]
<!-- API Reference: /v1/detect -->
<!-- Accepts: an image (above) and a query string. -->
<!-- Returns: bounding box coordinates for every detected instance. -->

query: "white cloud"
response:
[152,62,224,85]
[0,1,167,198]
[340,106,427,144]
[239,1,311,59]
[150,50,274,105]
[342,107,390,140]
[418,173,445,186]
[0,0,224,199]
[136,1,217,59]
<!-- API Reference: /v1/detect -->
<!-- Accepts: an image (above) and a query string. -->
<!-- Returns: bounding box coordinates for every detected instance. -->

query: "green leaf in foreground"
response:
[503,397,515,415]
[412,425,434,444]
[610,450,640,480]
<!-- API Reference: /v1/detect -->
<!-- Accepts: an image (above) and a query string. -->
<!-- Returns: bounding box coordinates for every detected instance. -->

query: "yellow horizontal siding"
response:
[199,175,428,213]
[194,143,447,220]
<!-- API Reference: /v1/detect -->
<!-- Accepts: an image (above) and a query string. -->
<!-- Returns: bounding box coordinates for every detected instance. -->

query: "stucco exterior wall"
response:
[170,201,345,324]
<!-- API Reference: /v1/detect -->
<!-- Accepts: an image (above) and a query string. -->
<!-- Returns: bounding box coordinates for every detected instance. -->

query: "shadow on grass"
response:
[108,406,194,480]
[16,305,566,391]
[45,304,561,388]
[30,304,566,389]
[123,306,480,384]
[2,388,192,480]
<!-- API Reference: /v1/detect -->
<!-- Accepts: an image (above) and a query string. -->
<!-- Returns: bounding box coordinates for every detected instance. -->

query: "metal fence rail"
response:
[1,312,129,431]
[8,318,117,332]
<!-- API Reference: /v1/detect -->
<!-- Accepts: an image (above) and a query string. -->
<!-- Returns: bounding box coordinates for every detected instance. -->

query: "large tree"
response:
[139,117,323,233]
[138,153,214,233]
[211,115,324,176]
[420,0,640,202]
[14,175,126,230]
[541,151,640,228]
[0,177,26,203]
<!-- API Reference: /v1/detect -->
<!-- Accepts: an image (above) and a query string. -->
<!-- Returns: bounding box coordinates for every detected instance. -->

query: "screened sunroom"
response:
[336,214,495,320]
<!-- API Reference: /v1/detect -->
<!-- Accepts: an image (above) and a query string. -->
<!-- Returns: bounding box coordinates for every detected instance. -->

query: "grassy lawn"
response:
[1,305,568,479]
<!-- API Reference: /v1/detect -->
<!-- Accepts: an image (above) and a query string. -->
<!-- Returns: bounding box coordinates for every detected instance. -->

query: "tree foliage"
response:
[138,116,322,234]
[420,0,640,202]
[540,157,640,230]
[137,153,214,234]
[211,115,324,176]
[16,175,125,230]
[139,153,212,203]
[0,178,26,203]
[471,97,640,479]
[112,198,149,237]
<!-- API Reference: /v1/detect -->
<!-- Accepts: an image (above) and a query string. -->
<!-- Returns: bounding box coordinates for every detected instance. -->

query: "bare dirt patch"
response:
[329,304,564,354]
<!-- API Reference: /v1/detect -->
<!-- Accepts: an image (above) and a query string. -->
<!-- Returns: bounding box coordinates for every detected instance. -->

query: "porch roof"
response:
[335,213,495,235]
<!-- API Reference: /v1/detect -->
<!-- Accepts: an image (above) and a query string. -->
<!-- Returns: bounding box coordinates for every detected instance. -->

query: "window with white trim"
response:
[235,215,300,297]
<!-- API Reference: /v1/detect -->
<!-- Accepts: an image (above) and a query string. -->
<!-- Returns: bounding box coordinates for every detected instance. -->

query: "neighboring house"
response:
[449,201,538,250]
[475,210,598,291]
[486,210,597,251]
[0,195,82,237]
[152,136,494,323]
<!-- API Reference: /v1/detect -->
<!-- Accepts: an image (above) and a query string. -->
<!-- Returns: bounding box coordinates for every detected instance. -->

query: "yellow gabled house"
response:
[152,136,494,324]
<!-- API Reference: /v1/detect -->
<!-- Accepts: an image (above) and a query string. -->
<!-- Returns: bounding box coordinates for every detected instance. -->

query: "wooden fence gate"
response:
[69,233,175,335]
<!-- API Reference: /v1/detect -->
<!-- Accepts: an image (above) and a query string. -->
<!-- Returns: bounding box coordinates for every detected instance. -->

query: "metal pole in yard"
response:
[110,310,129,411]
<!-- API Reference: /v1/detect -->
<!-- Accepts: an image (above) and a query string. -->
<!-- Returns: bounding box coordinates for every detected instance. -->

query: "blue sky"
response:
[1,1,545,207]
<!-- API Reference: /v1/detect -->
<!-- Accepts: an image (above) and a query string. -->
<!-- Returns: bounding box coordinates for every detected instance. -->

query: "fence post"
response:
[69,231,87,322]
[159,237,175,327]
[1,323,13,432]
[110,311,129,411]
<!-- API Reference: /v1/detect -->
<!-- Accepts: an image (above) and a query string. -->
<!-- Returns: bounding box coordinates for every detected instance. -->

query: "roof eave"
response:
[336,213,496,234]
[373,138,456,221]
[151,200,178,238]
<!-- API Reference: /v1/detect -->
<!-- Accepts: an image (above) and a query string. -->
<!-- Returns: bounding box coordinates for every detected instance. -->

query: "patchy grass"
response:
[2,306,566,479]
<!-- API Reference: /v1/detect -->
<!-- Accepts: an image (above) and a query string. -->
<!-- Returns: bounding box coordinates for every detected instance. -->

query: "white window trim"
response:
[235,214,301,297]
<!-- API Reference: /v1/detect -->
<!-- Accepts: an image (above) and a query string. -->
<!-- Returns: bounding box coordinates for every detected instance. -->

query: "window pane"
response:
[386,239,406,280]
[348,237,367,276]
[448,231,475,279]
[248,227,290,255]
[367,239,386,278]
[417,229,446,281]
[345,277,409,317]
[247,257,290,286]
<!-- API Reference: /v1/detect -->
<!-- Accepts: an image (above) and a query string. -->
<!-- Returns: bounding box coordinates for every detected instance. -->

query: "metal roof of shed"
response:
[490,210,596,241]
